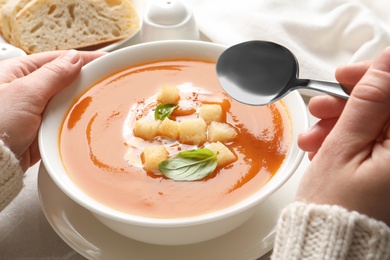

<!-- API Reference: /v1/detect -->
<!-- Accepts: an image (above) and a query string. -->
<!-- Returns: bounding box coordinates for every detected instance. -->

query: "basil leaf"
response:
[159,148,218,181]
[178,148,216,160]
[154,104,178,120]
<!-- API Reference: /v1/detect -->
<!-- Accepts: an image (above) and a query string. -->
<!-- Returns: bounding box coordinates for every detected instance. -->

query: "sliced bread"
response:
[0,0,7,33]
[9,0,140,53]
[0,0,32,39]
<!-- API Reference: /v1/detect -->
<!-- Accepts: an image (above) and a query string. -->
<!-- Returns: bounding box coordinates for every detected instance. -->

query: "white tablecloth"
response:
[189,0,390,80]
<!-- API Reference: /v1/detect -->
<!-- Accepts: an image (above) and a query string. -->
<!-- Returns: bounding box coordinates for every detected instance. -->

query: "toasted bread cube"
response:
[133,117,161,141]
[207,142,237,167]
[143,146,168,172]
[199,104,223,124]
[208,122,238,143]
[158,118,179,139]
[179,118,207,144]
[157,85,180,104]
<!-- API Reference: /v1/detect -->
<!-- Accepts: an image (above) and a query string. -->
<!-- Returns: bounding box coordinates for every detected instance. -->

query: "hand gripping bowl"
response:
[38,40,309,245]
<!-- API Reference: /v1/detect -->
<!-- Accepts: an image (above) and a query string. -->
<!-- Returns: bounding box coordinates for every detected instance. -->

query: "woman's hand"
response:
[296,47,390,226]
[0,50,104,171]
[298,60,373,160]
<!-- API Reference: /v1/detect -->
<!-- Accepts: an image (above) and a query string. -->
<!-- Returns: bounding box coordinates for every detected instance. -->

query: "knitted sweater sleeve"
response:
[271,202,390,260]
[0,140,23,211]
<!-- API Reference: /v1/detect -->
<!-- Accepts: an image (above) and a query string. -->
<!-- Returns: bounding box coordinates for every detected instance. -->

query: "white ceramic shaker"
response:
[140,0,199,42]
[0,43,26,60]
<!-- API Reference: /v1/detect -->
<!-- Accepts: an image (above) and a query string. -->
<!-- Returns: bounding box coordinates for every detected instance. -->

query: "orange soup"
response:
[60,59,292,218]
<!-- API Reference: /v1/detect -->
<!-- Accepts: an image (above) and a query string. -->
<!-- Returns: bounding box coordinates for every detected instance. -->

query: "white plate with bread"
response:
[0,0,147,54]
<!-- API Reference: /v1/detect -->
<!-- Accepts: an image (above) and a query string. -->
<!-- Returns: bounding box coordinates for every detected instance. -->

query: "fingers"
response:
[298,95,346,154]
[78,51,106,65]
[298,118,338,153]
[15,50,83,112]
[307,152,316,161]
[0,50,105,84]
[335,60,373,91]
[308,95,347,119]
[0,50,105,171]
[25,50,105,96]
[300,60,372,159]
[10,50,104,115]
[328,47,390,156]
[32,49,82,93]
[18,136,40,172]
[19,50,105,68]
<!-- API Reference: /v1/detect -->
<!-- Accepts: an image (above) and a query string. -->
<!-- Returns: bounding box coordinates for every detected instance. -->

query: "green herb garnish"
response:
[159,148,218,181]
[154,104,178,120]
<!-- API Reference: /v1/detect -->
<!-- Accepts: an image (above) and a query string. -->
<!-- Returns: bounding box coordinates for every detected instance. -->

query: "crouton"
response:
[158,118,179,139]
[134,117,161,141]
[157,85,180,104]
[199,104,223,124]
[208,121,237,143]
[207,142,237,167]
[179,118,207,144]
[143,146,169,171]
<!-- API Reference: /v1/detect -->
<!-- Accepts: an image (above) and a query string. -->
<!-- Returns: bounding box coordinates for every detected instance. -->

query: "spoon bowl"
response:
[216,41,349,106]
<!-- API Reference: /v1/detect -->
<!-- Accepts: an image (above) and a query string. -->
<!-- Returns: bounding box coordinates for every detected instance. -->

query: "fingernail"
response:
[300,125,314,136]
[372,47,390,72]
[336,64,347,70]
[60,49,80,64]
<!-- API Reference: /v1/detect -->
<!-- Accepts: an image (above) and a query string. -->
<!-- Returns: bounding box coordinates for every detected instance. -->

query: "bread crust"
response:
[1,0,140,53]
[0,0,32,40]
[0,0,10,33]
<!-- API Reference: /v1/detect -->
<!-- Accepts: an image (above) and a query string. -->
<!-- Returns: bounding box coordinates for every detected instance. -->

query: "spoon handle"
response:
[305,80,349,99]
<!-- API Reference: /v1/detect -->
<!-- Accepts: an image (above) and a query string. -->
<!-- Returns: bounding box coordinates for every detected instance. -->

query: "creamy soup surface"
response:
[60,59,292,218]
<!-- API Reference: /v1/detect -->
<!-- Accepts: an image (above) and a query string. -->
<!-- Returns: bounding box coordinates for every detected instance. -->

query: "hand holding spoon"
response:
[216,41,349,106]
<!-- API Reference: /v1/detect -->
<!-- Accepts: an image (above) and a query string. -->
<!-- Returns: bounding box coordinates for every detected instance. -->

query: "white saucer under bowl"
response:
[37,155,308,260]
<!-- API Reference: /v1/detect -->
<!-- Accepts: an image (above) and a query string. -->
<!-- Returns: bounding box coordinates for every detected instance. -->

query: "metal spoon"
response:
[216,40,349,106]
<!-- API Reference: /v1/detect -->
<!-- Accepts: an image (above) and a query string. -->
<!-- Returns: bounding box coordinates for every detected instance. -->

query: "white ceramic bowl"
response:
[39,40,308,245]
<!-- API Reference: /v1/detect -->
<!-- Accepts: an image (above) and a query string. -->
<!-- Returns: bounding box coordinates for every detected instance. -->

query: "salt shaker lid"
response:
[140,0,199,42]
[146,0,189,26]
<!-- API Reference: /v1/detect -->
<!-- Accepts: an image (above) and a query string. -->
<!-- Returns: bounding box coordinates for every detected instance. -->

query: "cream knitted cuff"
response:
[271,202,390,260]
[0,140,23,211]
